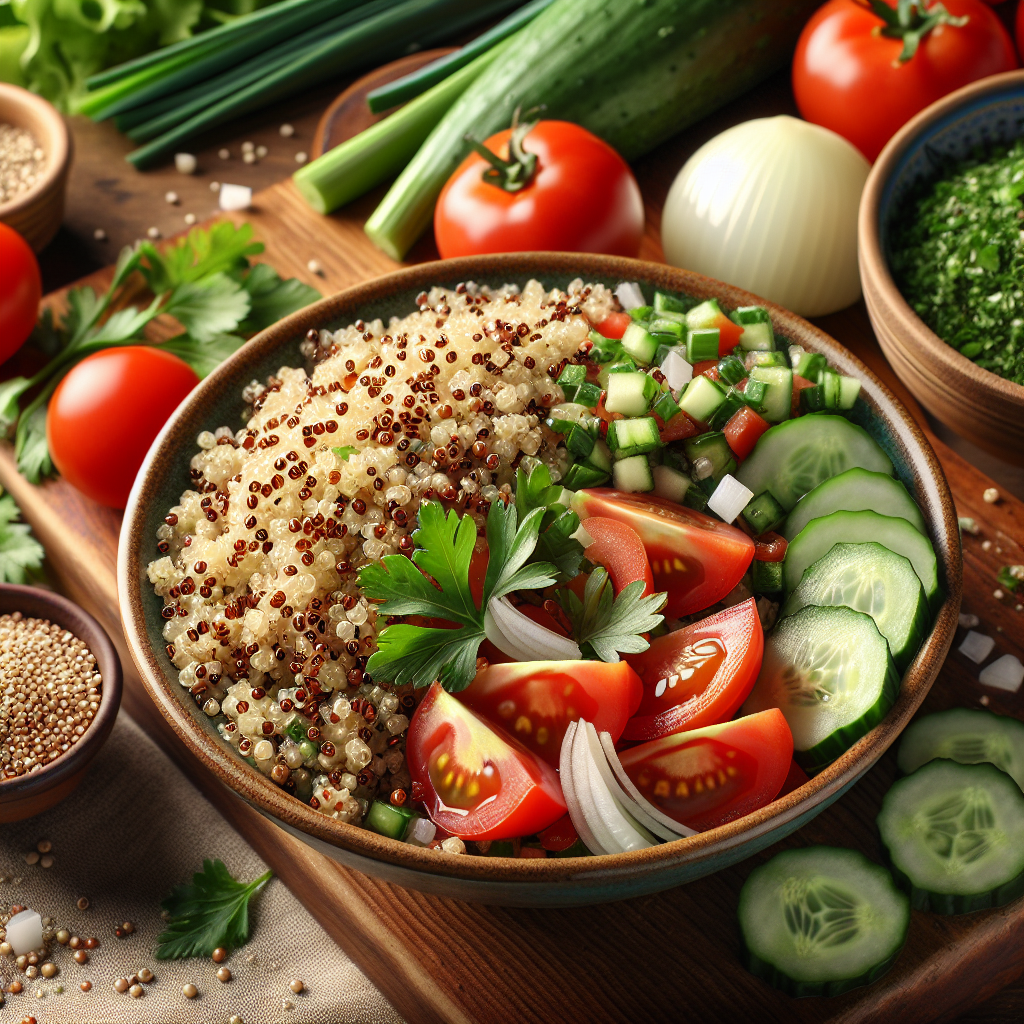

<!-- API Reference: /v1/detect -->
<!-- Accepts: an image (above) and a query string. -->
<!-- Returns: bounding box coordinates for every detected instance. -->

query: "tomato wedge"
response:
[723,405,770,461]
[622,598,763,742]
[582,516,653,596]
[618,709,793,831]
[407,683,566,841]
[573,489,754,618]
[459,659,643,767]
[594,311,631,339]
[712,312,744,357]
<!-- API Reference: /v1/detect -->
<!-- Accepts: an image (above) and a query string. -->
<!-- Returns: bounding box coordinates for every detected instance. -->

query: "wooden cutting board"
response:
[2,69,1022,1024]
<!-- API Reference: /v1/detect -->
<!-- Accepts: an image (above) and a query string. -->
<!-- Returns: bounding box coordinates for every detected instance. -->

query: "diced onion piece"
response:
[662,349,693,393]
[485,597,582,662]
[219,183,253,211]
[959,630,995,664]
[559,722,606,855]
[406,817,436,846]
[174,152,197,174]
[708,474,754,524]
[6,909,42,955]
[979,654,1024,693]
[614,281,647,311]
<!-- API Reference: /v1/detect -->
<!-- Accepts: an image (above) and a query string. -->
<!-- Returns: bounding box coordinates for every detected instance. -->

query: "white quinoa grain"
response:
[294,151,308,164]
[983,487,1000,503]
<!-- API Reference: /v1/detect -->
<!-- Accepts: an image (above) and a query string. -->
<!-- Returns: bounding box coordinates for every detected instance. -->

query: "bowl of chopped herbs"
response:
[860,70,1024,466]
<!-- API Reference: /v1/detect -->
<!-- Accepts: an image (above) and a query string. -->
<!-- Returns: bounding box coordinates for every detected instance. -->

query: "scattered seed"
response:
[294,151,308,165]
[84,937,98,949]
[184,213,197,225]
[138,968,153,983]
[219,148,230,160]
[40,964,56,979]
[73,950,88,964]
[79,981,91,992]
[0,943,10,955]
[980,694,991,706]
[216,967,231,983]
[24,852,39,865]
[982,540,993,552]
[114,978,129,993]
[36,840,51,854]
[229,1016,244,1024]
[983,487,1000,503]
[147,227,161,239]
[24,966,38,979]
[283,999,294,1010]
[256,145,268,159]
[279,123,294,137]
[93,228,106,241]
[129,983,143,998]
[210,181,221,192]
[165,191,179,204]
[243,151,256,165]
[122,921,134,935]
[39,856,53,869]
[76,898,89,912]
[958,612,980,629]
[289,978,304,993]
[994,589,1005,600]
[241,141,255,153]
[182,983,198,998]
[212,947,227,963]
[307,259,323,276]
[174,153,197,175]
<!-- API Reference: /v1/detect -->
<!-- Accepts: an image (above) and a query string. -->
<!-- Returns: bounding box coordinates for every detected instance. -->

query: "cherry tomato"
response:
[0,222,41,365]
[459,659,643,767]
[435,120,644,258]
[619,708,793,831]
[47,346,199,509]
[407,682,566,841]
[793,0,1017,161]
[594,311,632,339]
[723,405,770,462]
[574,489,755,619]
[623,598,764,742]
[582,517,654,597]
[753,532,788,562]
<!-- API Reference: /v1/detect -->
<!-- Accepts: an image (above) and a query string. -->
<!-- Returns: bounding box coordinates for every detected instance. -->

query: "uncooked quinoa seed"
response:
[0,124,46,205]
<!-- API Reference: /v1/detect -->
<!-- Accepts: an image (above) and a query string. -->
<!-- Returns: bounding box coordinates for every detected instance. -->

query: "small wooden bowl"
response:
[0,584,122,822]
[0,83,72,253]
[119,254,961,906]
[860,71,1024,467]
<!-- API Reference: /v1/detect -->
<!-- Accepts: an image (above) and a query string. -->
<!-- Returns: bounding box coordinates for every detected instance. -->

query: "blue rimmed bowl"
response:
[118,253,961,906]
[860,70,1024,466]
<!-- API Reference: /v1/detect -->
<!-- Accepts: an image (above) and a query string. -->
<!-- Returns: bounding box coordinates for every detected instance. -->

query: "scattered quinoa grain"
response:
[217,966,231,983]
[184,213,197,226]
[994,589,1004,600]
[114,978,129,993]
[212,947,227,963]
[982,540,993,552]
[289,978,304,993]
[138,968,153,983]
[980,694,991,705]
[39,856,53,869]
[210,181,221,192]
[165,191,179,204]
[174,153,197,174]
[294,151,308,164]
[280,124,294,137]
[256,145,268,159]
[182,983,198,998]
[243,151,256,164]
[93,228,106,241]
[219,148,230,159]
[983,487,1000,503]
[80,981,91,992]
[36,840,51,854]
[307,259,323,275]
[24,852,39,865]
[129,983,143,998]
[147,226,161,239]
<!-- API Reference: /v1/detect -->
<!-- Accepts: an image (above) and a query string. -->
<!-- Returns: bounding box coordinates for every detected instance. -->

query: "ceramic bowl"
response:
[860,70,1024,466]
[0,584,122,822]
[0,82,72,253]
[119,253,961,907]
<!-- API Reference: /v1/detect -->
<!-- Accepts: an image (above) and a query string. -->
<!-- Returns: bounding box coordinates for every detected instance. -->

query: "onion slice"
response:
[485,596,582,662]
[614,281,646,311]
[599,731,697,839]
[559,721,607,855]
[979,653,1024,693]
[580,724,657,849]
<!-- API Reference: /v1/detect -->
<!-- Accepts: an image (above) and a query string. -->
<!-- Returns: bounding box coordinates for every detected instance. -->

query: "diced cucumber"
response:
[574,381,601,409]
[897,708,1024,793]
[784,468,928,541]
[612,454,654,493]
[741,490,787,536]
[706,389,746,431]
[565,423,596,460]
[838,375,861,410]
[739,846,910,998]
[648,316,685,338]
[607,417,662,458]
[684,431,735,484]
[745,350,788,369]
[629,304,653,321]
[739,378,767,409]
[652,464,691,504]
[604,371,656,416]
[683,484,710,513]
[792,351,826,382]
[686,297,725,331]
[621,322,659,365]
[653,290,688,314]
[365,799,417,840]
[607,358,639,374]
[556,363,587,396]
[877,760,1024,914]
[781,542,930,671]
[784,509,940,611]
[737,415,894,512]
[748,365,792,423]
[731,305,775,352]
[716,353,747,386]
[584,438,613,474]
[678,375,726,423]
[741,605,900,773]
[686,328,720,364]
[564,463,610,489]
[651,390,681,423]
[752,558,784,595]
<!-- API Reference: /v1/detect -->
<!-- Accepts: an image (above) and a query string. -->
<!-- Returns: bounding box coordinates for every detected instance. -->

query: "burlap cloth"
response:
[0,711,405,1024]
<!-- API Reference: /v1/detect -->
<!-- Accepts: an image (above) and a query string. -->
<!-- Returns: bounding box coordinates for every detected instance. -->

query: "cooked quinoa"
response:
[149,279,615,832]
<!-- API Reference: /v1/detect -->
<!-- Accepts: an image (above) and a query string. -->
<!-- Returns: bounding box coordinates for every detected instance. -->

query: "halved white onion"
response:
[485,596,582,662]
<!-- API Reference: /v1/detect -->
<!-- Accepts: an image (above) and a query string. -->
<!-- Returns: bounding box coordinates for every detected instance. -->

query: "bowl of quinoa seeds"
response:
[0,612,102,780]
[148,279,615,831]
[0,123,46,207]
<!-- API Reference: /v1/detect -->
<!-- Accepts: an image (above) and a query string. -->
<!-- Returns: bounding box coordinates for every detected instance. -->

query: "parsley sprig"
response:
[514,463,585,581]
[359,498,558,691]
[0,492,44,584]
[557,567,667,662]
[155,860,272,960]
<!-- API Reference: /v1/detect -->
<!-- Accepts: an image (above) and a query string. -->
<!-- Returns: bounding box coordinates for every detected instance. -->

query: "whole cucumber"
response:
[365,0,819,259]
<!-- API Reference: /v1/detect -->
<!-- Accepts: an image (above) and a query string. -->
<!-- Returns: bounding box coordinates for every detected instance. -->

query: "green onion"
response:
[365,0,554,114]
[293,41,509,215]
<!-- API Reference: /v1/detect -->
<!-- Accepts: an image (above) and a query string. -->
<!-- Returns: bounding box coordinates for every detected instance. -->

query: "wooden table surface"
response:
[20,61,1024,1024]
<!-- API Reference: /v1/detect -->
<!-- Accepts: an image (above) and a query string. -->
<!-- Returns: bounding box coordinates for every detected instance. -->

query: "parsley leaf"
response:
[557,567,667,662]
[333,445,358,461]
[15,406,53,484]
[239,263,320,334]
[0,493,44,584]
[515,464,584,580]
[155,860,272,961]
[159,333,247,380]
[360,499,557,691]
[165,274,251,343]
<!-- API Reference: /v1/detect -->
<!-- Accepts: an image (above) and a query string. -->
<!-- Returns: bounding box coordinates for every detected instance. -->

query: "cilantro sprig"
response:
[359,498,558,691]
[155,859,272,960]
[556,567,667,662]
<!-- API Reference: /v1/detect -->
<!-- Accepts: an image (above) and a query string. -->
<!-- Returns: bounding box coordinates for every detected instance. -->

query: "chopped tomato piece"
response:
[407,683,566,841]
[712,312,744,356]
[791,374,817,418]
[594,311,632,339]
[618,709,793,831]
[723,405,770,461]
[537,813,579,852]
[753,532,787,562]
[582,516,654,596]
[573,489,754,618]
[623,598,763,741]
[459,659,643,767]
[658,409,701,443]
[693,360,718,378]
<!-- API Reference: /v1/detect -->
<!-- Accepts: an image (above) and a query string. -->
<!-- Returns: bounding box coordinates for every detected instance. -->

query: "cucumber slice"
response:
[897,708,1024,793]
[737,415,894,512]
[784,467,928,541]
[678,375,726,422]
[607,417,661,458]
[605,371,656,416]
[584,438,613,474]
[781,542,929,672]
[612,454,654,493]
[731,306,775,352]
[739,846,909,998]
[877,760,1024,914]
[741,605,900,773]
[784,510,940,612]
[365,799,417,840]
[652,464,691,504]
[621,321,659,365]
[749,365,792,423]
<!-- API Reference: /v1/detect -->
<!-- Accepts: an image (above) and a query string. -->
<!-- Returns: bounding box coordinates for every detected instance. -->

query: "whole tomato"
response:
[434,118,644,258]
[47,346,199,509]
[793,0,1017,161]
[0,222,42,364]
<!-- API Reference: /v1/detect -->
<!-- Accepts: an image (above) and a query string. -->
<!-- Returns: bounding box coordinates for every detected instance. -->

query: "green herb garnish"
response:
[359,498,557,691]
[155,859,272,960]
[0,492,44,584]
[997,565,1023,594]
[515,463,585,581]
[556,567,667,662]
[333,445,359,461]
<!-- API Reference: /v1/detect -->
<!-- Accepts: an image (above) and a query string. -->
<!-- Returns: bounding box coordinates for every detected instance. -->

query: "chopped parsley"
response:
[890,139,1024,385]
